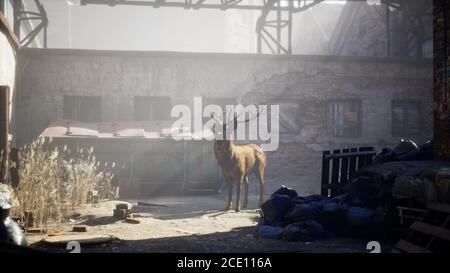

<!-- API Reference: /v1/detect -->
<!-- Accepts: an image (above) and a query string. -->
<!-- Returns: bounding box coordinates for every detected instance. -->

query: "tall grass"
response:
[11,137,116,228]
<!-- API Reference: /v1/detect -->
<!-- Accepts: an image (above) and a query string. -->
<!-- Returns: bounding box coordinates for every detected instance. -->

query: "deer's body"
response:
[214,139,265,212]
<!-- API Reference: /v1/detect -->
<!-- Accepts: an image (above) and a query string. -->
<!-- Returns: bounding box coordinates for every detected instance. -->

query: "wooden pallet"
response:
[392,202,450,253]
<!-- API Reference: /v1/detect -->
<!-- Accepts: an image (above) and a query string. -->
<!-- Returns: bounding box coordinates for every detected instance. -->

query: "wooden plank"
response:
[43,234,113,246]
[427,202,450,214]
[330,149,341,197]
[340,148,350,194]
[357,147,368,170]
[395,239,433,253]
[321,150,331,197]
[410,221,450,241]
[348,148,358,177]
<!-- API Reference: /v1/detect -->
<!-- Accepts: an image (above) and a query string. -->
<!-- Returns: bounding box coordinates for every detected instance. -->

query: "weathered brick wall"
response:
[433,0,450,160]
[14,49,432,195]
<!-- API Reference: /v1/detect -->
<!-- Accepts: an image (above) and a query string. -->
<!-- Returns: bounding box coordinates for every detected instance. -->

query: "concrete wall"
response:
[14,48,433,194]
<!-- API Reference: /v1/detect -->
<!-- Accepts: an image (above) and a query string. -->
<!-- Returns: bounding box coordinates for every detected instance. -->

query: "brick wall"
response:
[14,49,433,195]
[433,0,450,160]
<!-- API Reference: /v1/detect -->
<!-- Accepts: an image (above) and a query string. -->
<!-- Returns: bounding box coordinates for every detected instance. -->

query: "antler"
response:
[210,112,223,124]
[227,105,265,126]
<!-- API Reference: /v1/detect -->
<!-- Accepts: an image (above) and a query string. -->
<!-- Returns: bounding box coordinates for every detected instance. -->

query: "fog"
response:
[24,0,347,54]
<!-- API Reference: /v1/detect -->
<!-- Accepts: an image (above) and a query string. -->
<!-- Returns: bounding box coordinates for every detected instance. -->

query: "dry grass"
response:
[11,137,116,228]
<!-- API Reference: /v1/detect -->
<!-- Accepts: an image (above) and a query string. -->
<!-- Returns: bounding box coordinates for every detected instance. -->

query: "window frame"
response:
[326,98,362,138]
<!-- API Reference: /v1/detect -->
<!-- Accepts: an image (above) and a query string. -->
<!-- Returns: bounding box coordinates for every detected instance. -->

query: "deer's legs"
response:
[235,176,244,212]
[225,177,233,211]
[255,168,265,207]
[242,176,249,209]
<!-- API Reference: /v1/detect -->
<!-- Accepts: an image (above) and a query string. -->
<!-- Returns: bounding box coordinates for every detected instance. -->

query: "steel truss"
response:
[80,0,324,54]
[381,0,432,57]
[13,0,49,48]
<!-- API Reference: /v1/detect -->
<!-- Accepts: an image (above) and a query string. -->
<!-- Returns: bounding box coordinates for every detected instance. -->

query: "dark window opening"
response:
[134,96,171,121]
[63,95,102,122]
[327,99,361,137]
[392,100,422,137]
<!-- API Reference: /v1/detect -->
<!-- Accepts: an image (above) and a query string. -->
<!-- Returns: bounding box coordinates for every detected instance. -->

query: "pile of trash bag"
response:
[257,185,385,242]
[373,139,433,165]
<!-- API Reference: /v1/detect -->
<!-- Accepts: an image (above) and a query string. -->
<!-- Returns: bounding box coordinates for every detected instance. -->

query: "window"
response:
[134,96,171,121]
[391,100,422,137]
[63,96,102,122]
[327,99,361,137]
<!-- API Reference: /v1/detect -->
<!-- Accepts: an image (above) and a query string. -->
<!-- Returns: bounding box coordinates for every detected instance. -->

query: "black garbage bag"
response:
[345,206,384,238]
[282,220,331,242]
[319,195,351,236]
[397,140,433,161]
[293,194,325,204]
[271,185,298,199]
[343,176,381,208]
[257,225,285,240]
[285,203,324,223]
[393,139,418,156]
[373,148,397,165]
[261,194,294,227]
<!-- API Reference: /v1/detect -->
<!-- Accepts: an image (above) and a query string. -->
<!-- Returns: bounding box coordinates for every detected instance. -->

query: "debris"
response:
[43,234,113,246]
[136,201,170,208]
[72,225,88,232]
[48,232,69,237]
[116,203,129,210]
[26,227,47,234]
[113,209,129,219]
[87,190,99,204]
[124,218,140,224]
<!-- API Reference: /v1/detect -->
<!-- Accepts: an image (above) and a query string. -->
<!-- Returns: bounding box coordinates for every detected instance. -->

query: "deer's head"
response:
[210,109,261,148]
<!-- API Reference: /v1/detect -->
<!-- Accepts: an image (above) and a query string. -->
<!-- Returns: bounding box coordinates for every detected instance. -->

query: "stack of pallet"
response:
[392,202,450,253]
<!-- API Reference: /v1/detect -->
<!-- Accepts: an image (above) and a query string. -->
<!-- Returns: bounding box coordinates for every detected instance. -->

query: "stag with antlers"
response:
[211,110,266,212]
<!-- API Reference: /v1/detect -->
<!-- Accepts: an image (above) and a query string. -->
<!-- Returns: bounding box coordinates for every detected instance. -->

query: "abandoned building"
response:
[1,0,449,254]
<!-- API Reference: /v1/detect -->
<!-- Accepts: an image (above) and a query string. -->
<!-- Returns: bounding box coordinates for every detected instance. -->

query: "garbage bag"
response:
[282,220,330,242]
[285,203,323,222]
[343,176,381,207]
[320,197,350,235]
[257,225,285,240]
[393,139,418,156]
[346,207,375,228]
[271,185,298,199]
[373,148,397,165]
[261,194,294,227]
[293,194,325,204]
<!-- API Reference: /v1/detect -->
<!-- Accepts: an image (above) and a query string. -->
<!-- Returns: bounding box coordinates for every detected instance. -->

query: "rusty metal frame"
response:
[381,0,432,57]
[18,0,48,48]
[80,0,325,55]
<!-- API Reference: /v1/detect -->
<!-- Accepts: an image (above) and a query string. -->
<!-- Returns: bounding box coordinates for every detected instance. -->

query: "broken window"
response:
[63,95,102,122]
[391,100,422,137]
[134,96,171,121]
[327,99,361,137]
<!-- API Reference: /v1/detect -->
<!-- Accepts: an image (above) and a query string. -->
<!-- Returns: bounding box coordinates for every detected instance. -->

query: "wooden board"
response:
[410,221,450,241]
[427,202,450,214]
[394,239,433,253]
[43,234,114,246]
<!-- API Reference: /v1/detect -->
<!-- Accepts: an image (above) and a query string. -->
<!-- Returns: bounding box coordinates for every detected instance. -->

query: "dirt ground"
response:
[27,194,388,253]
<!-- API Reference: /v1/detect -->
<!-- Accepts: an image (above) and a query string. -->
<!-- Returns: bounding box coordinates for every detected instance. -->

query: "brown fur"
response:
[213,124,266,212]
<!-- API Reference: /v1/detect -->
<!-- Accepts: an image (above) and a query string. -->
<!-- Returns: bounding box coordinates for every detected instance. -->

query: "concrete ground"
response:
[27,195,387,253]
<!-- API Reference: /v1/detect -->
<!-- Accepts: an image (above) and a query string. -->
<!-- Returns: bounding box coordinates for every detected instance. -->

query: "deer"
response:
[211,110,266,212]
